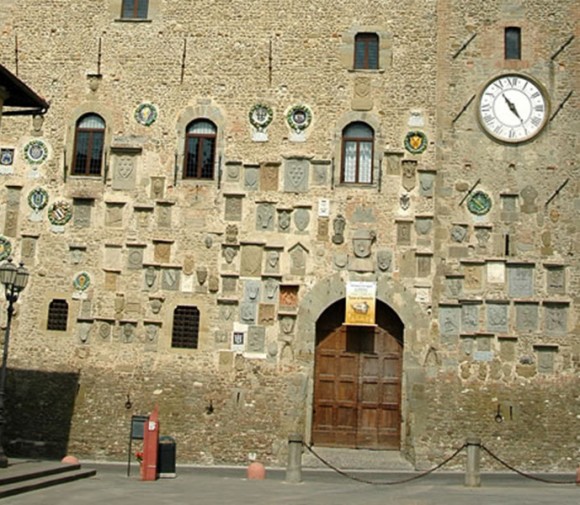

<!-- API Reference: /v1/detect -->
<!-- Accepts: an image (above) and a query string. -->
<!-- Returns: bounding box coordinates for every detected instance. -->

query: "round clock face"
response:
[478,74,549,143]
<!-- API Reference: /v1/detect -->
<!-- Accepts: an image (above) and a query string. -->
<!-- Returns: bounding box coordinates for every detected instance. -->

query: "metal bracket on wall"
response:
[458,178,481,207]
[180,38,187,84]
[452,33,477,59]
[452,94,475,124]
[550,91,573,122]
[551,35,574,60]
[545,178,569,208]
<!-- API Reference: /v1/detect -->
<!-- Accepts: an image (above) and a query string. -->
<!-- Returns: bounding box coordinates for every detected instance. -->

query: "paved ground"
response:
[3,464,578,505]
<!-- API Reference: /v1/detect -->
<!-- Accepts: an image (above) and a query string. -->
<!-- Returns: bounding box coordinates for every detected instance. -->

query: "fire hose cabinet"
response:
[157,436,176,478]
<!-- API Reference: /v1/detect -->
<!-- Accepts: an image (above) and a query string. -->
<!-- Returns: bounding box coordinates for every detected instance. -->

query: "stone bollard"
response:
[464,437,481,487]
[285,434,303,483]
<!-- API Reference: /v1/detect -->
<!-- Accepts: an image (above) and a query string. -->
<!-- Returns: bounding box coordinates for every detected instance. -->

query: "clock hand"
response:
[502,93,523,122]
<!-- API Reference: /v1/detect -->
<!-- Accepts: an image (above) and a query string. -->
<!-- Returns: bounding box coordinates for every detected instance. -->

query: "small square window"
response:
[505,27,521,60]
[47,299,68,331]
[122,0,149,19]
[172,305,200,349]
[354,33,379,70]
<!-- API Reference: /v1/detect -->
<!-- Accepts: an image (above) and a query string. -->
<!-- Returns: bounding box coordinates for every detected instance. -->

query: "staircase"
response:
[302,447,415,471]
[0,460,96,499]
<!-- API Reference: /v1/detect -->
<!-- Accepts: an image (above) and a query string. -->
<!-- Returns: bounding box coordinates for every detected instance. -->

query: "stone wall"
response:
[0,0,577,469]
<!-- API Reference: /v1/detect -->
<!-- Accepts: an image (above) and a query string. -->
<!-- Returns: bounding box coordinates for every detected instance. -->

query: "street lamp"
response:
[0,258,29,468]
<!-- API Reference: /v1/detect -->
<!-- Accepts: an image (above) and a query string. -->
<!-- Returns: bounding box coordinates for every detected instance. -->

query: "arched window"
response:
[184,119,217,179]
[172,305,200,349]
[47,299,68,331]
[354,33,379,70]
[72,114,105,176]
[341,122,374,184]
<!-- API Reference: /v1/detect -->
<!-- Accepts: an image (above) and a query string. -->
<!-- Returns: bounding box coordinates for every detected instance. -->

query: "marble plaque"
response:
[486,303,508,333]
[515,302,538,332]
[487,262,505,284]
[284,158,309,193]
[507,265,534,297]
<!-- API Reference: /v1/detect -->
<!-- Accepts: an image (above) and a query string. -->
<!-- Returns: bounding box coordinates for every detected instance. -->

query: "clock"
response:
[478,74,549,143]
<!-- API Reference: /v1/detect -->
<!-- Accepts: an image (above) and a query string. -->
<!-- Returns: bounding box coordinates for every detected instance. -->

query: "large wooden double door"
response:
[312,301,403,449]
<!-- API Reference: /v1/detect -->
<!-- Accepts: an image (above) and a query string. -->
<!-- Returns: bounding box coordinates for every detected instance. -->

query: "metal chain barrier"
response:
[480,444,577,485]
[302,442,467,486]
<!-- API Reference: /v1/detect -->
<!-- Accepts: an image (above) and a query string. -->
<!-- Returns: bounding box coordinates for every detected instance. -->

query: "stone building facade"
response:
[0,0,578,469]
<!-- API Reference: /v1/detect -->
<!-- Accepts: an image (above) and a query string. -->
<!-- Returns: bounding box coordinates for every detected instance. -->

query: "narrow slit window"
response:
[505,27,521,60]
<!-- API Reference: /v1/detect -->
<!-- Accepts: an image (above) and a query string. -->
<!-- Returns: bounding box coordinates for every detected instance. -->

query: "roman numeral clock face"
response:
[478,74,549,143]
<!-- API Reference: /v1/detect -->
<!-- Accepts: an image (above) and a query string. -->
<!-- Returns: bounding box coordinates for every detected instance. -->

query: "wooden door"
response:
[312,303,403,449]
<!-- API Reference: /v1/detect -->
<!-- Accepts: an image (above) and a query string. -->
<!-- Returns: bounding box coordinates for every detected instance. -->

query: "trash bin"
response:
[157,436,176,478]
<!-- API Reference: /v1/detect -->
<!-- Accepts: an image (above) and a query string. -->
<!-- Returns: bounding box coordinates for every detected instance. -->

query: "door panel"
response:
[313,304,403,450]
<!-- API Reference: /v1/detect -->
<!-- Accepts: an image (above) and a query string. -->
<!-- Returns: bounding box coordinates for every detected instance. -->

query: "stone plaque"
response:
[225,161,241,182]
[240,244,263,277]
[256,203,275,231]
[161,268,180,291]
[352,75,373,111]
[264,249,281,274]
[243,280,261,302]
[279,285,299,310]
[277,209,292,233]
[546,266,565,295]
[289,244,307,275]
[461,303,480,333]
[284,158,309,193]
[21,236,37,263]
[239,302,257,324]
[221,276,238,295]
[157,203,172,229]
[312,161,328,186]
[4,187,20,237]
[112,155,137,190]
[397,221,412,246]
[486,303,508,333]
[515,303,538,332]
[126,247,144,270]
[377,250,393,272]
[105,203,124,228]
[415,217,432,236]
[507,265,534,297]
[104,271,118,291]
[263,277,279,302]
[535,347,556,373]
[402,160,416,191]
[258,304,276,326]
[487,261,505,284]
[419,170,435,197]
[104,245,122,270]
[544,303,567,336]
[445,276,463,298]
[244,165,259,191]
[247,326,266,353]
[293,208,310,232]
[416,254,431,278]
[150,177,165,199]
[225,195,243,221]
[260,163,279,191]
[499,338,516,361]
[73,199,92,228]
[154,242,171,263]
[218,301,236,321]
[439,305,460,336]
[317,218,329,241]
[463,263,483,291]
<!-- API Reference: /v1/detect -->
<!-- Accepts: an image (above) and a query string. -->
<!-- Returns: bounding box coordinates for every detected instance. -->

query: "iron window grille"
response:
[47,299,68,331]
[171,305,200,349]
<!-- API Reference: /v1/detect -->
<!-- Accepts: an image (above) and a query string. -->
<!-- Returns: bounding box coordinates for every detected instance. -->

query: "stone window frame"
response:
[504,26,521,60]
[340,26,393,73]
[340,122,375,184]
[183,119,217,180]
[354,33,379,70]
[176,103,225,184]
[110,0,159,23]
[171,305,200,349]
[65,103,114,182]
[333,111,383,189]
[71,113,106,176]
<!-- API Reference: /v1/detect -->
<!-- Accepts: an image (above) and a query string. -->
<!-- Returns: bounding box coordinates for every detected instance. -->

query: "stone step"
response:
[0,461,96,499]
[302,447,415,471]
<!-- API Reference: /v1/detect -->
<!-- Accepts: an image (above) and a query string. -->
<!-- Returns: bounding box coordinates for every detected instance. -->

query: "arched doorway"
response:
[312,299,404,449]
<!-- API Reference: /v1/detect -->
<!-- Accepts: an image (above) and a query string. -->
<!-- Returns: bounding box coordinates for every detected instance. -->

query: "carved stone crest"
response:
[332,214,346,244]
[377,250,392,272]
[402,161,416,191]
[293,208,310,232]
[352,229,376,258]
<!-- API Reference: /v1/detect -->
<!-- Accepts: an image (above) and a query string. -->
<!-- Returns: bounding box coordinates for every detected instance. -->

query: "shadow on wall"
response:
[5,368,79,460]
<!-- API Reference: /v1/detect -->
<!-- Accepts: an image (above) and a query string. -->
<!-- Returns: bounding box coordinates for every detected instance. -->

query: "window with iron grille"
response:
[354,33,379,70]
[341,122,374,184]
[72,114,105,176]
[122,0,149,19]
[505,27,521,60]
[171,305,200,349]
[184,119,217,179]
[47,299,68,331]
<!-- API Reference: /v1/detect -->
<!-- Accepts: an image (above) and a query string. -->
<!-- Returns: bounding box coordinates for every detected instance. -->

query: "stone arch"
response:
[295,272,429,449]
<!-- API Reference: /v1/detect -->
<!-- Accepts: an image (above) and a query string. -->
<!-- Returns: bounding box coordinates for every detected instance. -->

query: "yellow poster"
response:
[345,281,376,326]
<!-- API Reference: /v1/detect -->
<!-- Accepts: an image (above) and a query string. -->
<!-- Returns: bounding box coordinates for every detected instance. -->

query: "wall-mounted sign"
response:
[345,281,376,326]
[232,331,245,353]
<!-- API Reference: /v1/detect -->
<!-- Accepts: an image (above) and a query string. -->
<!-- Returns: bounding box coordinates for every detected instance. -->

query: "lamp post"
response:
[0,259,29,468]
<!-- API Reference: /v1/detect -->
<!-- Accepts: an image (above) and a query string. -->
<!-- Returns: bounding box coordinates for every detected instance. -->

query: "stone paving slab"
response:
[1,463,577,505]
